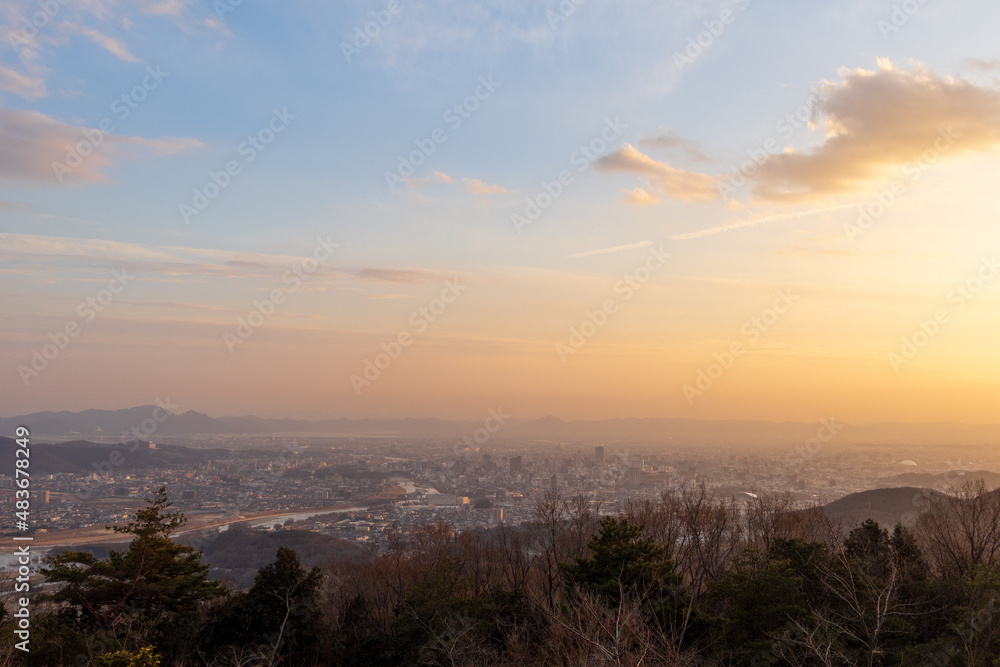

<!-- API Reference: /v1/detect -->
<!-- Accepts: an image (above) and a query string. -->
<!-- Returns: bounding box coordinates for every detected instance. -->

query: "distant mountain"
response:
[0,407,478,440]
[880,470,1000,491]
[0,436,246,475]
[823,487,943,527]
[4,406,1000,446]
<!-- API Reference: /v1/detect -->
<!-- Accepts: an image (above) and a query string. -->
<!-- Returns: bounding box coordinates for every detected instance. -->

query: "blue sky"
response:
[3,0,1000,421]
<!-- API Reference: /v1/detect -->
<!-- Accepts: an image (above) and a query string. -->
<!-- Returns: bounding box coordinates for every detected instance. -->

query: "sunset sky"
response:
[2,0,1000,423]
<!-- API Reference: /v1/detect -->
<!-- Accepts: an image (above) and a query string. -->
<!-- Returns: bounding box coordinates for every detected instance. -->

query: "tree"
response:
[948,565,1000,666]
[709,547,809,662]
[783,523,920,666]
[199,547,323,665]
[845,519,891,578]
[532,490,568,609]
[41,487,224,654]
[559,517,696,663]
[561,517,674,601]
[918,480,1000,577]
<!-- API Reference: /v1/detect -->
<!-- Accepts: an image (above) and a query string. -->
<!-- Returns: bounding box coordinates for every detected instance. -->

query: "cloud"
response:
[570,241,655,258]
[405,171,511,196]
[139,0,189,17]
[753,60,1000,201]
[0,232,354,281]
[595,144,719,203]
[461,177,510,195]
[966,58,1000,73]
[0,107,201,185]
[356,268,443,284]
[670,204,854,240]
[0,65,46,99]
[622,187,659,207]
[60,23,141,62]
[638,129,710,162]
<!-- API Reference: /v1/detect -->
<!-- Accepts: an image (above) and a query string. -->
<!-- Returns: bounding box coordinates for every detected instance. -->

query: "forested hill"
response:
[0,436,263,474]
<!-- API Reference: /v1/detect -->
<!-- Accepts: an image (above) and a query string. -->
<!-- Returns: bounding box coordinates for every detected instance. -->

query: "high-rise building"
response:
[509,455,522,476]
[595,445,605,464]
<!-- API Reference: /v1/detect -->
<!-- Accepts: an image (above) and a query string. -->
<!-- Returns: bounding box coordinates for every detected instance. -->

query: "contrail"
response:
[570,240,655,258]
[670,204,854,240]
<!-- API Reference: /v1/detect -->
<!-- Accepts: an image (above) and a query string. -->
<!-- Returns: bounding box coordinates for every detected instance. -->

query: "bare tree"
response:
[531,490,568,609]
[676,486,741,596]
[918,480,1000,578]
[545,585,653,666]
[567,493,600,560]
[773,615,855,667]
[416,613,499,667]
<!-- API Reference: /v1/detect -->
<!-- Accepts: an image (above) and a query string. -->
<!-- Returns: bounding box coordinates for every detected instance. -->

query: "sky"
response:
[2,0,1000,423]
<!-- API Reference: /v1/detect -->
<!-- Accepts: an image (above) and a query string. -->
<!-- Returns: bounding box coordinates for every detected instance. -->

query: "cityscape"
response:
[3,0,1000,663]
[5,415,999,553]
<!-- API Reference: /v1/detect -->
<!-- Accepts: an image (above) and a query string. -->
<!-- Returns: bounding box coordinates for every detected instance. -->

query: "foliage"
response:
[198,546,324,664]
[37,488,224,663]
[41,487,224,634]
[27,485,1000,666]
[95,646,161,667]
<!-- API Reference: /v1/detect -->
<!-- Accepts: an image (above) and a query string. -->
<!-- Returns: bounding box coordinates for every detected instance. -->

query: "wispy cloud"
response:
[966,58,1000,73]
[622,187,659,207]
[0,64,46,100]
[356,268,446,284]
[59,23,142,63]
[571,241,655,258]
[0,233,352,280]
[404,171,511,197]
[671,205,854,240]
[638,129,710,162]
[462,177,511,195]
[0,108,201,185]
[595,144,719,203]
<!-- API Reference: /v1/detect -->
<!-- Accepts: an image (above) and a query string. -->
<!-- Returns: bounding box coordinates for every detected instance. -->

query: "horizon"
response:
[3,2,1000,424]
[6,403,1000,428]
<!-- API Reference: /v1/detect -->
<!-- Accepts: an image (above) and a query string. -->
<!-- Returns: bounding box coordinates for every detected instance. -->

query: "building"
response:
[509,456,522,476]
[595,446,605,464]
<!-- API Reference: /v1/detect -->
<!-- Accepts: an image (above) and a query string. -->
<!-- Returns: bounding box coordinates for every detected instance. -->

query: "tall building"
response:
[595,445,605,464]
[509,455,522,476]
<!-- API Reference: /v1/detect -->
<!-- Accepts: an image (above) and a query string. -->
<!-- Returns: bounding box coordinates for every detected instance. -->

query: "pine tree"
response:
[41,487,225,634]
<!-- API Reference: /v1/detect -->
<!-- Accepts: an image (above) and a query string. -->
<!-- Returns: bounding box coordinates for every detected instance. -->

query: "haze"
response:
[2,1,1000,425]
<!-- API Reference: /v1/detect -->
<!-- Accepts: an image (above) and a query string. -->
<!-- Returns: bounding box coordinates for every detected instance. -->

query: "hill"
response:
[55,526,360,588]
[823,487,943,527]
[181,526,361,587]
[0,436,258,475]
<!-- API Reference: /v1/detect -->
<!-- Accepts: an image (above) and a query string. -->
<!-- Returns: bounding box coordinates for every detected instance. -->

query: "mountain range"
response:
[3,406,1000,446]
